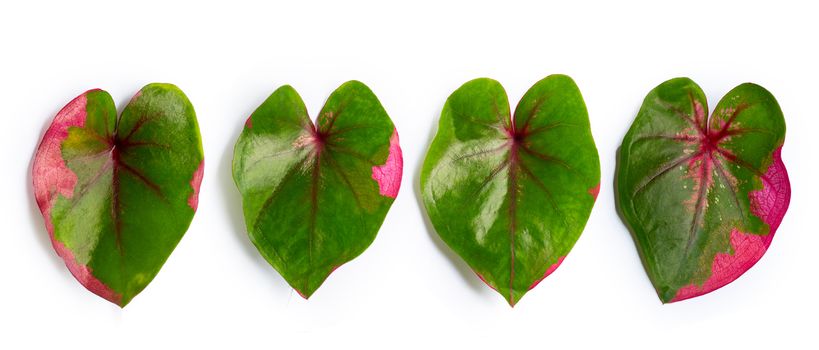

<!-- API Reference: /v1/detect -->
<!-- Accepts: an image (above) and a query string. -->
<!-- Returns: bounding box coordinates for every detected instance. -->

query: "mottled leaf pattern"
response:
[616,78,790,303]
[33,84,204,307]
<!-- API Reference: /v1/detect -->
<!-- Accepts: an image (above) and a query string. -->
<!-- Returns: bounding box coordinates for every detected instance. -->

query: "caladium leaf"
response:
[616,78,790,303]
[233,81,402,299]
[421,75,600,306]
[33,84,204,307]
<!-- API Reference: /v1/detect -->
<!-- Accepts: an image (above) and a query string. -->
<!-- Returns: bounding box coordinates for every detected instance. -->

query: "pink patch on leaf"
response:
[670,229,769,303]
[245,115,253,129]
[528,256,566,290]
[32,90,121,305]
[693,99,706,127]
[588,183,600,200]
[187,160,205,210]
[749,147,790,233]
[371,128,403,198]
[671,147,790,302]
[52,237,122,305]
[33,93,87,226]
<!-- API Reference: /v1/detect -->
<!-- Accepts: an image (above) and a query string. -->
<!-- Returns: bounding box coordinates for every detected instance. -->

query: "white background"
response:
[1,1,816,348]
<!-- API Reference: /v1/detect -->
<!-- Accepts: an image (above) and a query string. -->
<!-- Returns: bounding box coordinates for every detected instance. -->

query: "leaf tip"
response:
[295,289,311,300]
[507,298,517,308]
[51,237,123,306]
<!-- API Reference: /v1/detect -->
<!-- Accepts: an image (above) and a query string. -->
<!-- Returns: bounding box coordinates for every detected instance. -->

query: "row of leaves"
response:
[33,77,789,307]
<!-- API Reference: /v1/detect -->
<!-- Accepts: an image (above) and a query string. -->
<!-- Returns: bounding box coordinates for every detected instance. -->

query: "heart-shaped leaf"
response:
[616,78,790,303]
[233,81,402,298]
[421,75,600,306]
[33,84,204,307]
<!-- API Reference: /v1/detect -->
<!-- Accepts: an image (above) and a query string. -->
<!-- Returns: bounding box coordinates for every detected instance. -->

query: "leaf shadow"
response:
[412,109,492,295]
[218,99,292,293]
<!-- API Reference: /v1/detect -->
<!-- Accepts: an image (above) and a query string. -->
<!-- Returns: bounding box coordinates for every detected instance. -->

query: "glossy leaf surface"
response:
[421,75,600,306]
[33,84,204,307]
[616,78,790,303]
[233,81,402,298]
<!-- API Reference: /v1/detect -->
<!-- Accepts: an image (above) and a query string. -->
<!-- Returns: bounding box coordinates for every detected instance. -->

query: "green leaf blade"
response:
[233,81,402,298]
[421,75,600,306]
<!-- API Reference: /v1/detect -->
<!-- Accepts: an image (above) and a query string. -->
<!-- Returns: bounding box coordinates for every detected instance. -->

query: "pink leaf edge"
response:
[473,256,566,302]
[32,90,122,305]
[371,128,403,198]
[670,146,790,303]
[528,256,566,291]
[588,183,601,200]
[187,160,205,210]
[293,263,348,300]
